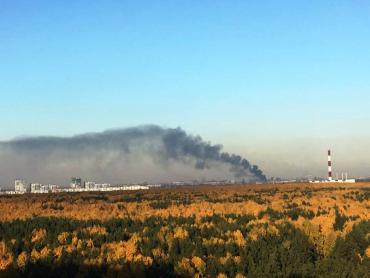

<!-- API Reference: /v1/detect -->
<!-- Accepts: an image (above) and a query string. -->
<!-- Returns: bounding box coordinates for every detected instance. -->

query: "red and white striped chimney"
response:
[328,150,332,181]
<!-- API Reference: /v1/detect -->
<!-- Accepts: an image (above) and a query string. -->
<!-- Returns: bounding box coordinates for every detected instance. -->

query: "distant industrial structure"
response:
[311,149,356,183]
[327,150,332,181]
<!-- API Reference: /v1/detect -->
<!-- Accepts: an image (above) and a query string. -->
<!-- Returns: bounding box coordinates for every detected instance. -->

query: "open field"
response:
[0,183,369,277]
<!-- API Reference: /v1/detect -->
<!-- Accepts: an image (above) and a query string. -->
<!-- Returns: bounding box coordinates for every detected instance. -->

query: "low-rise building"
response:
[31,183,42,193]
[85,181,96,190]
[30,183,60,193]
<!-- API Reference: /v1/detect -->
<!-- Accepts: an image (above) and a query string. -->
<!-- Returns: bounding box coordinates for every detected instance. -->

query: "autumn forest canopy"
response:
[0,183,369,277]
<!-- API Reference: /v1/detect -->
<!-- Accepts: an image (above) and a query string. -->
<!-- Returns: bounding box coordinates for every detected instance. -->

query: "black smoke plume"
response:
[0,125,265,186]
[162,128,265,180]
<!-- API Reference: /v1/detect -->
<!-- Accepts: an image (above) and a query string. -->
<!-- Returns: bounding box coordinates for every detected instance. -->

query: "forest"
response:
[0,183,369,277]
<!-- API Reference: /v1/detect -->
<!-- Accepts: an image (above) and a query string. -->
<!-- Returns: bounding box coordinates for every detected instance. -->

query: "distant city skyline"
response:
[1,1,370,179]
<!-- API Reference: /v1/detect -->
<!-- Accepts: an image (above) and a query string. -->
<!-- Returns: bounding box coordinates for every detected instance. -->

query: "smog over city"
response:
[0,125,265,187]
[0,1,369,277]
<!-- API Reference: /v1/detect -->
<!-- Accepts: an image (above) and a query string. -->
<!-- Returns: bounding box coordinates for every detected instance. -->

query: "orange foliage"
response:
[294,218,338,257]
[175,257,195,277]
[31,246,50,262]
[17,251,28,269]
[248,223,279,241]
[82,225,107,236]
[103,234,153,266]
[230,230,246,247]
[0,241,13,270]
[57,232,69,245]
[174,226,189,240]
[365,246,370,258]
[0,182,369,273]
[191,256,206,274]
[53,246,64,261]
[31,228,47,243]
[0,183,368,224]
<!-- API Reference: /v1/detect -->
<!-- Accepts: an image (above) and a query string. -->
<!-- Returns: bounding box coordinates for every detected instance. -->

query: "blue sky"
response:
[1,1,370,177]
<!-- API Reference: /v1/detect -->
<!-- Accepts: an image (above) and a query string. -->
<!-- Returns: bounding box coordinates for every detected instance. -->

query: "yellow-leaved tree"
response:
[17,251,28,270]
[31,228,47,244]
[0,241,13,270]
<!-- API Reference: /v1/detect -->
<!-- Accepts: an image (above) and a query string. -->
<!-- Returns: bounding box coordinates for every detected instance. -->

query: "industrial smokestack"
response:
[328,150,332,181]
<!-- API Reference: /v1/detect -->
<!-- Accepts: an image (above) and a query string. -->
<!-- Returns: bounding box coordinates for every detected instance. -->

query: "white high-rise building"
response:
[15,179,29,193]
[70,177,83,188]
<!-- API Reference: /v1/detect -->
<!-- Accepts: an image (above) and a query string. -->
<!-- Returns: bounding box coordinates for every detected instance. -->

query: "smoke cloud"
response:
[0,125,265,187]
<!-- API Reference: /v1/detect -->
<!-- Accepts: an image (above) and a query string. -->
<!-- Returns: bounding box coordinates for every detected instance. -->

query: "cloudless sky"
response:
[1,1,370,177]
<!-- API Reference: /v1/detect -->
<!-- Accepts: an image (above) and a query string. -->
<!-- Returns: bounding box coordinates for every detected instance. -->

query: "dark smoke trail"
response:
[0,125,265,185]
[162,128,266,180]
